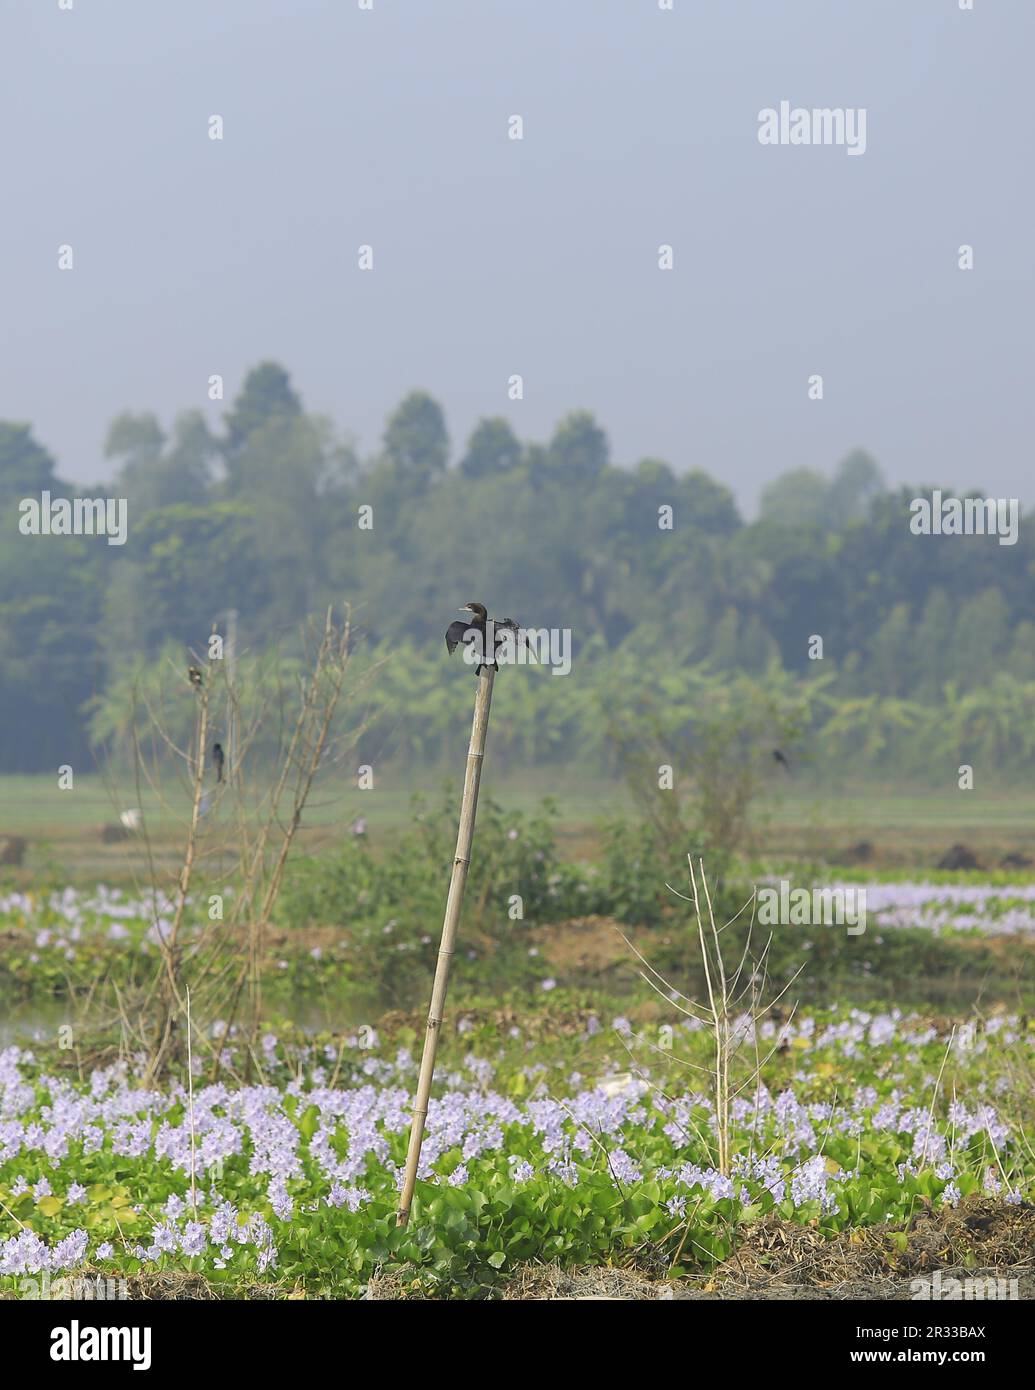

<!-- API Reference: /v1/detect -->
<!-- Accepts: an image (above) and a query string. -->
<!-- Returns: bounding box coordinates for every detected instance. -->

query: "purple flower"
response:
[51,1229,89,1271]
[180,1222,207,1257]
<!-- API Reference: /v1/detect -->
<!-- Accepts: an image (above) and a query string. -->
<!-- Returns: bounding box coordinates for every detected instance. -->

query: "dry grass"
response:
[365,1196,1035,1301]
[522,1198,1035,1300]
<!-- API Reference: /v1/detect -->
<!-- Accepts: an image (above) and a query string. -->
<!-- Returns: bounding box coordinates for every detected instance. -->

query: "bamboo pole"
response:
[397,666,495,1226]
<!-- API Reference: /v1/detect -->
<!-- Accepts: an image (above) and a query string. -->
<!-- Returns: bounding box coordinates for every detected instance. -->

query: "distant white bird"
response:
[119,808,142,831]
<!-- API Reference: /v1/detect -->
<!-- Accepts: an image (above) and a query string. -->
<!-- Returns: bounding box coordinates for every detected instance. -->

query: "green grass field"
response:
[3,771,1035,887]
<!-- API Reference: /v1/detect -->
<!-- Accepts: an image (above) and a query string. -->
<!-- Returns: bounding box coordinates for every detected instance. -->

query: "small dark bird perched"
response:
[772,749,790,771]
[212,742,225,783]
[445,602,521,676]
[188,666,203,690]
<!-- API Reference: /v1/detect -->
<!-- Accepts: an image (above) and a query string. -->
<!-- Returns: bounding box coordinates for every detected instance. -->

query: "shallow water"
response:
[0,993,375,1049]
[0,998,71,1048]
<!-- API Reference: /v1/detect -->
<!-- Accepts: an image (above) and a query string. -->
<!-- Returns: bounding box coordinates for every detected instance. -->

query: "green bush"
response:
[277,792,596,1005]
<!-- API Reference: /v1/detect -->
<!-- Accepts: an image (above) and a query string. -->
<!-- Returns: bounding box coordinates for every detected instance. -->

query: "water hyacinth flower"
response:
[607,1149,642,1185]
[788,1156,841,1214]
[268,1176,294,1221]
[326,1184,370,1211]
[0,1013,1029,1288]
[0,1231,50,1275]
[181,1222,207,1257]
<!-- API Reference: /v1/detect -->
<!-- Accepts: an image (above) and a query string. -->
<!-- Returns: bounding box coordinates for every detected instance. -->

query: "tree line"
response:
[1,361,1031,776]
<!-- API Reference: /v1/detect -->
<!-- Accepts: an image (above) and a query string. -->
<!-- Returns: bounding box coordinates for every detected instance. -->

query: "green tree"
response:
[0,422,59,500]
[164,411,219,498]
[547,410,609,483]
[129,501,267,650]
[459,417,522,479]
[1007,621,1035,682]
[758,467,829,528]
[223,362,302,480]
[828,449,885,527]
[868,602,914,697]
[912,588,955,701]
[231,414,344,626]
[104,411,165,472]
[949,587,1009,690]
[383,390,449,489]
[675,468,742,537]
[106,410,215,515]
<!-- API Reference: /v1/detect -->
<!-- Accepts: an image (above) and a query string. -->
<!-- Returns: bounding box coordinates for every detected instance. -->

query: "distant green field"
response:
[0,768,631,834]
[2,771,1035,886]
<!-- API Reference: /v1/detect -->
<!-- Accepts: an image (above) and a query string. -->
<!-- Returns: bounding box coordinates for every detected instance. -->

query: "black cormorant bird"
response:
[445,602,520,675]
[772,749,790,771]
[212,742,225,783]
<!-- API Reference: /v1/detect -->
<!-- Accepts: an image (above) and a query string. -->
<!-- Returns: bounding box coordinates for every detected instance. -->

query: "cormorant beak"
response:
[459,606,475,614]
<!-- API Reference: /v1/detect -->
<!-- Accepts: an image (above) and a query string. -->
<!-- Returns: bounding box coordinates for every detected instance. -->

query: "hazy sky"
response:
[3,0,1032,511]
